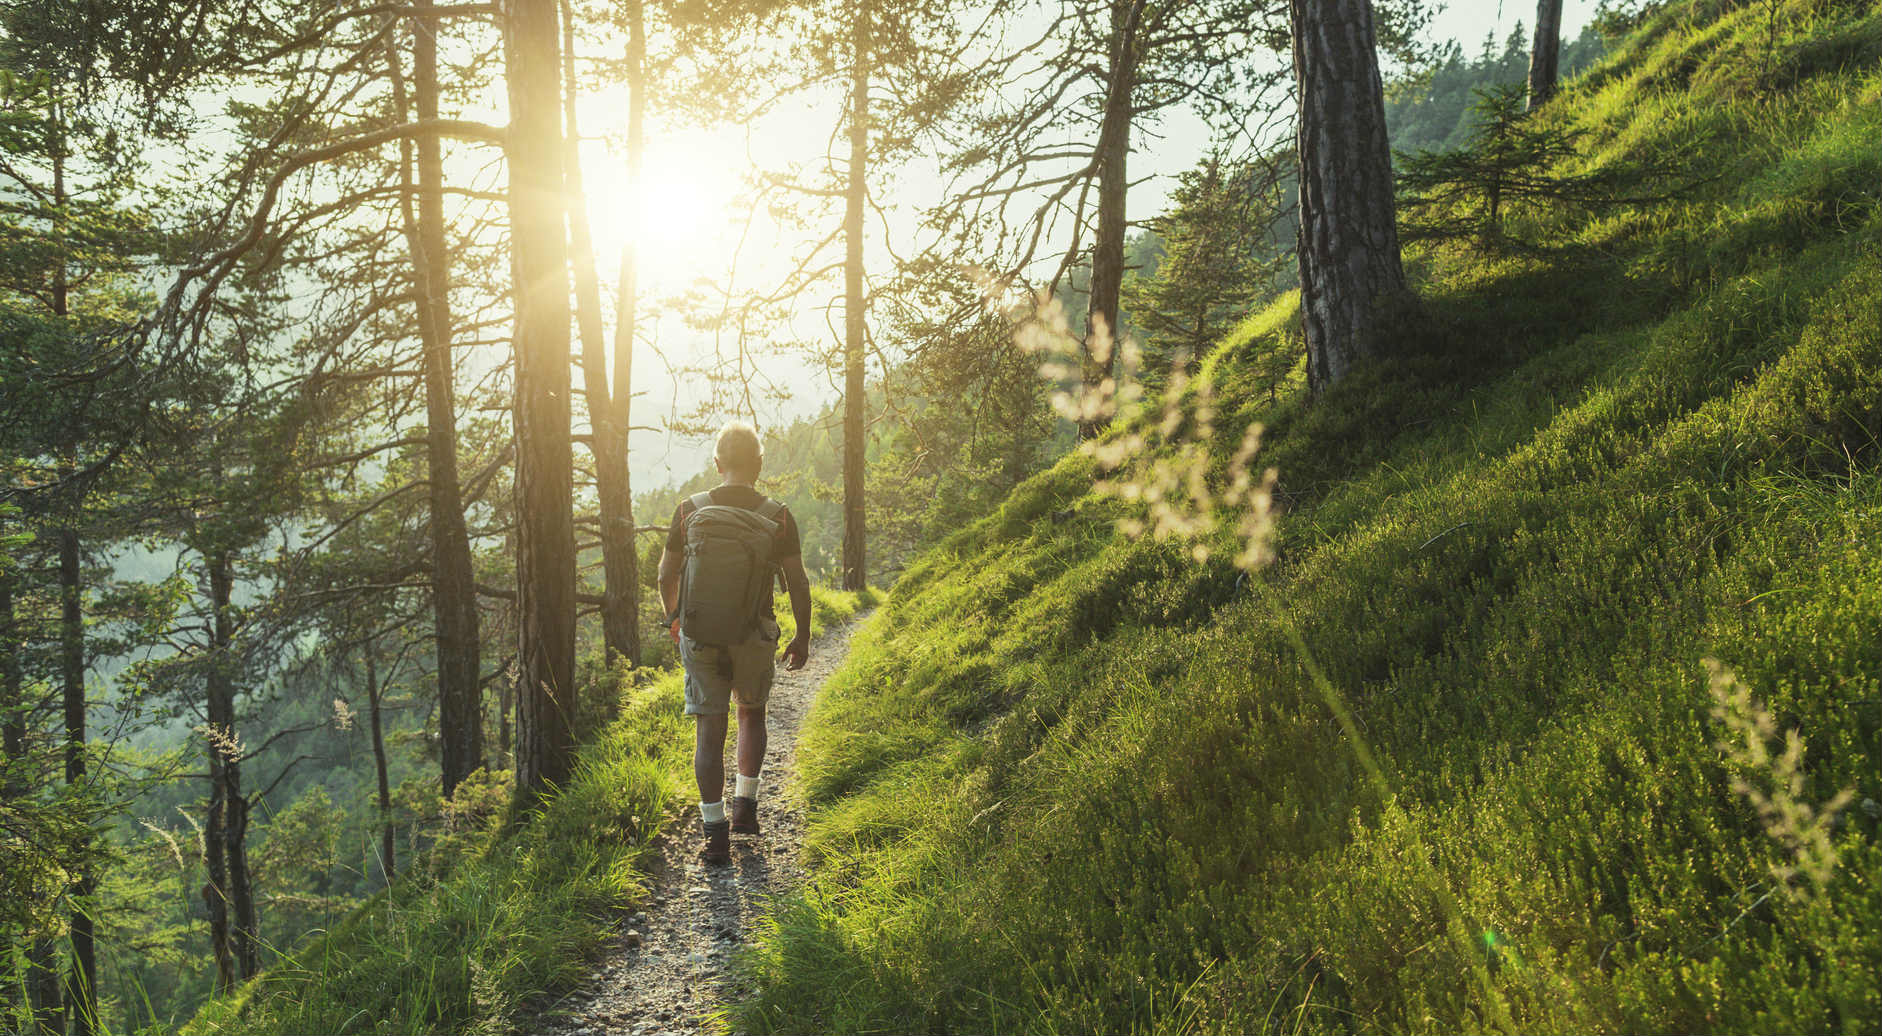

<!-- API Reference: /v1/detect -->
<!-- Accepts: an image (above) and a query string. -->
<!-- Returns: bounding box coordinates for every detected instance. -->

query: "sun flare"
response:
[581,146,737,289]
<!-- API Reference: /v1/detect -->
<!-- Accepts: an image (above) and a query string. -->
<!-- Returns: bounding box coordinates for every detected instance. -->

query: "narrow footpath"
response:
[529,618,863,1036]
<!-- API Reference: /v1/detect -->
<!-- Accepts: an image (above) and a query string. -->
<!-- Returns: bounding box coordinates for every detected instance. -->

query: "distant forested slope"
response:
[1385,20,1611,153]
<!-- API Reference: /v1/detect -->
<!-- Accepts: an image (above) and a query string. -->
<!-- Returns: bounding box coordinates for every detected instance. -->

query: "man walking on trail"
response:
[659,421,813,865]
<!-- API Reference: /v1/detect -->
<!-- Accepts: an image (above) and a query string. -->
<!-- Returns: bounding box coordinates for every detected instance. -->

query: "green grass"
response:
[731,1,1882,1032]
[185,675,685,1035]
[779,584,884,645]
[185,585,880,1035]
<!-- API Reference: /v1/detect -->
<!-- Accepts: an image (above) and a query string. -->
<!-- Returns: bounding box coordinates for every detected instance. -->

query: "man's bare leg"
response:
[735,705,766,782]
[694,712,729,804]
[731,704,766,833]
[695,713,732,863]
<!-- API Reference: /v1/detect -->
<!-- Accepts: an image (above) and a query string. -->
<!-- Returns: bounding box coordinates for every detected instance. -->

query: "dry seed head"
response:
[197,722,245,763]
[1704,657,1853,896]
[991,286,1280,574]
[137,818,187,870]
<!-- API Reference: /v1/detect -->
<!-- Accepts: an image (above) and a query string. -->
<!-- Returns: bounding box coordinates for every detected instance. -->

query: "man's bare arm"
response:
[779,556,812,670]
[659,547,683,642]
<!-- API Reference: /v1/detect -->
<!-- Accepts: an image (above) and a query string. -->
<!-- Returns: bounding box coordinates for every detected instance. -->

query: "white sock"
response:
[735,774,761,800]
[700,800,725,824]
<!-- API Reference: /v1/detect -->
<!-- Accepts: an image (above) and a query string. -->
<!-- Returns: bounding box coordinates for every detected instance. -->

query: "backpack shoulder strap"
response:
[755,497,785,522]
[687,491,714,513]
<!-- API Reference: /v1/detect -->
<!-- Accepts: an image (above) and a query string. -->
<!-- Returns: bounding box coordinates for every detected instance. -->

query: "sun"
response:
[579,141,737,293]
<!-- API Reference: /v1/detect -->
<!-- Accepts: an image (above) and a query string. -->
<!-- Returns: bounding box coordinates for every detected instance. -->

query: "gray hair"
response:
[715,421,763,476]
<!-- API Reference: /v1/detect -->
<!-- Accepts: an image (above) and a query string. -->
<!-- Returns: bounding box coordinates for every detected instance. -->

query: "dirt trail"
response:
[527,618,861,1036]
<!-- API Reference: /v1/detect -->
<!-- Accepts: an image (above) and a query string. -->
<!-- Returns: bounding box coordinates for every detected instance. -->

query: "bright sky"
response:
[589,0,1604,490]
[1426,0,1598,55]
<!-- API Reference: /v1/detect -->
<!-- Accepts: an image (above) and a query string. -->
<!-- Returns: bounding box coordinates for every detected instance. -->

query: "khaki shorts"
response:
[679,616,779,716]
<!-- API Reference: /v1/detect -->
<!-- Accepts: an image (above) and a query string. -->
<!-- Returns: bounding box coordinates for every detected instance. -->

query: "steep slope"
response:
[736,1,1882,1032]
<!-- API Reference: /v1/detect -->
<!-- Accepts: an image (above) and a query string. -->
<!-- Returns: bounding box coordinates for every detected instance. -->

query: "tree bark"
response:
[57,528,97,1036]
[1526,0,1563,111]
[1081,0,1140,440]
[841,0,869,592]
[379,0,489,799]
[365,647,394,884]
[50,117,97,1034]
[202,550,260,993]
[413,0,486,799]
[1290,0,1411,393]
[607,0,644,660]
[24,939,58,1036]
[202,702,234,987]
[563,0,640,672]
[505,0,579,797]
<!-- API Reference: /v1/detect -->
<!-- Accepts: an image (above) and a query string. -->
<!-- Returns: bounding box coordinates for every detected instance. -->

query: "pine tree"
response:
[1123,157,1280,384]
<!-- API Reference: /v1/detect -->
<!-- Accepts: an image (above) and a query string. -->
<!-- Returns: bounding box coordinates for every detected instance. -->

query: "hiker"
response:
[658,421,813,866]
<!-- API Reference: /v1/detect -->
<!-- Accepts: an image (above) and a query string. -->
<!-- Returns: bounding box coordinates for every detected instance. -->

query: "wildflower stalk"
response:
[1001,288,1276,570]
[1704,658,1853,896]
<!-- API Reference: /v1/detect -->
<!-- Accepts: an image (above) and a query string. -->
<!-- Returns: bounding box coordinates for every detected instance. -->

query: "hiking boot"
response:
[730,796,760,835]
[700,819,730,865]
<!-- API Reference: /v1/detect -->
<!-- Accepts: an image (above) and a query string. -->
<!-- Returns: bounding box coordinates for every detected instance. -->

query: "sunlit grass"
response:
[730,0,1882,1031]
[185,669,688,1035]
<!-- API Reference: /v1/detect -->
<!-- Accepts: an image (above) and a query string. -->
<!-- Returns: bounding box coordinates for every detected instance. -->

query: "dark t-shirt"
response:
[666,484,800,618]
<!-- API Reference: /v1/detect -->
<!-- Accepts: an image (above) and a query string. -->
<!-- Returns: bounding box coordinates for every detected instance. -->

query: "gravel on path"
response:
[524,618,862,1036]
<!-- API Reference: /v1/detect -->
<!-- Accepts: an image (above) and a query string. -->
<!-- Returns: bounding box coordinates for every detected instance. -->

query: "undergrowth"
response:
[185,585,877,1035]
[733,1,1882,1032]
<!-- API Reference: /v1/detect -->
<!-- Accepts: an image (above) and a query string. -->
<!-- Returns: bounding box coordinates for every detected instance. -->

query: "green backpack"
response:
[678,491,785,647]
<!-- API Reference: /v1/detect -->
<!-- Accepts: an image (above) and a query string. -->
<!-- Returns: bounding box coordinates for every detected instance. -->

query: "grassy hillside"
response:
[734,2,1882,1032]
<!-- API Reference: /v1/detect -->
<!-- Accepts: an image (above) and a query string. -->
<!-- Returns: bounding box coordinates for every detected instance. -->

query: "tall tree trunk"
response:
[1526,0,1563,110]
[365,648,394,884]
[840,0,869,592]
[505,0,579,797]
[202,632,234,991]
[50,116,98,1034]
[57,529,96,1036]
[24,940,58,1036]
[389,0,487,798]
[1081,0,1140,440]
[607,0,644,659]
[201,550,259,991]
[562,0,640,673]
[1290,0,1411,393]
